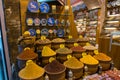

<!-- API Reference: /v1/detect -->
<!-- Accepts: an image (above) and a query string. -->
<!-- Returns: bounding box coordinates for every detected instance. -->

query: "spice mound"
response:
[52,38,65,43]
[42,46,56,57]
[64,57,84,69]
[17,49,38,60]
[70,46,86,52]
[19,60,45,79]
[35,39,51,44]
[56,47,72,54]
[93,53,111,61]
[80,55,99,65]
[83,45,97,50]
[66,38,77,43]
[44,60,66,74]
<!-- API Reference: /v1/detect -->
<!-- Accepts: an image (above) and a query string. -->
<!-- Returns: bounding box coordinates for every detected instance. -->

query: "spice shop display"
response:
[18,60,45,80]
[80,55,99,74]
[44,60,66,80]
[70,46,86,59]
[64,57,84,79]
[56,47,72,63]
[17,48,38,69]
[93,53,112,71]
[42,46,56,66]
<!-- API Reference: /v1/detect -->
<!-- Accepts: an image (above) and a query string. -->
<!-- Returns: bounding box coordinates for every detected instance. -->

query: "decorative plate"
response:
[40,2,50,13]
[41,18,47,26]
[28,1,39,12]
[47,17,55,26]
[41,28,49,36]
[26,18,33,26]
[34,18,40,26]
[28,29,36,36]
[57,29,64,37]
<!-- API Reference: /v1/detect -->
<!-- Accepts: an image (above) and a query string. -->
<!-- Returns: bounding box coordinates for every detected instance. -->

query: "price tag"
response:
[24,47,30,51]
[60,44,65,48]
[74,43,79,47]
[41,36,46,40]
[67,55,72,60]
[82,52,87,57]
[79,35,83,38]
[68,35,72,39]
[94,50,99,55]
[36,29,40,34]
[49,57,55,63]
[86,42,91,46]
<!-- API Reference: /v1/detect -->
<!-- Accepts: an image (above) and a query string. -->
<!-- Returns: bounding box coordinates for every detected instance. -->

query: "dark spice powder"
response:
[44,60,65,73]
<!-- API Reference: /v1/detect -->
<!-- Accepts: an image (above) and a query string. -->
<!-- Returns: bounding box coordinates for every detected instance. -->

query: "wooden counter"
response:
[99,37,120,69]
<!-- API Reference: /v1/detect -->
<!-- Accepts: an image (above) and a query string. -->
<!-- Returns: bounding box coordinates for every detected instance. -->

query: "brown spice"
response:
[44,60,66,74]
[17,49,38,60]
[70,46,86,52]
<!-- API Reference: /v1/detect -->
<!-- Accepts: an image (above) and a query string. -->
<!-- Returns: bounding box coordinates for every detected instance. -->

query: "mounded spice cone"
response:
[17,48,38,60]
[44,60,66,80]
[18,60,45,80]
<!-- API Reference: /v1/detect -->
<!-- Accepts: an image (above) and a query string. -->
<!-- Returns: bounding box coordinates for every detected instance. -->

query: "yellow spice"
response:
[64,57,84,69]
[80,55,99,65]
[42,46,56,57]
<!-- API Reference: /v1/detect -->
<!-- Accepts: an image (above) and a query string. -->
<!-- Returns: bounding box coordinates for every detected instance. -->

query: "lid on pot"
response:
[42,46,56,57]
[19,60,45,79]
[17,48,38,60]
[44,60,66,74]
[93,53,111,62]
[80,55,99,65]
[64,57,84,69]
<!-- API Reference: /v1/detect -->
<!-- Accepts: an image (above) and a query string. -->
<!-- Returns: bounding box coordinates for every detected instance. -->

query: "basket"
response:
[86,50,94,56]
[66,67,84,79]
[78,41,88,47]
[65,42,75,48]
[85,64,99,74]
[57,53,72,63]
[72,50,86,59]
[99,60,111,71]
[20,76,44,80]
[45,67,66,80]
[42,55,56,66]
[52,42,65,50]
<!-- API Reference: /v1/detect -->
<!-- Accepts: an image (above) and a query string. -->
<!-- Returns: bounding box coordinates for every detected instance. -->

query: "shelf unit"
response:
[103,0,120,35]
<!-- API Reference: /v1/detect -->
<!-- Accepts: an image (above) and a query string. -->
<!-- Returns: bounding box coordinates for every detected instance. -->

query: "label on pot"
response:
[68,35,72,39]
[82,52,87,57]
[41,36,46,40]
[79,35,83,38]
[49,57,55,63]
[74,43,79,47]
[67,55,72,60]
[60,44,65,48]
[94,50,99,55]
[86,42,91,46]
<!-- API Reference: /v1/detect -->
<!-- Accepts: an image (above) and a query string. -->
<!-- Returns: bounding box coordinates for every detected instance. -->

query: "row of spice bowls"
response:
[17,46,113,80]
